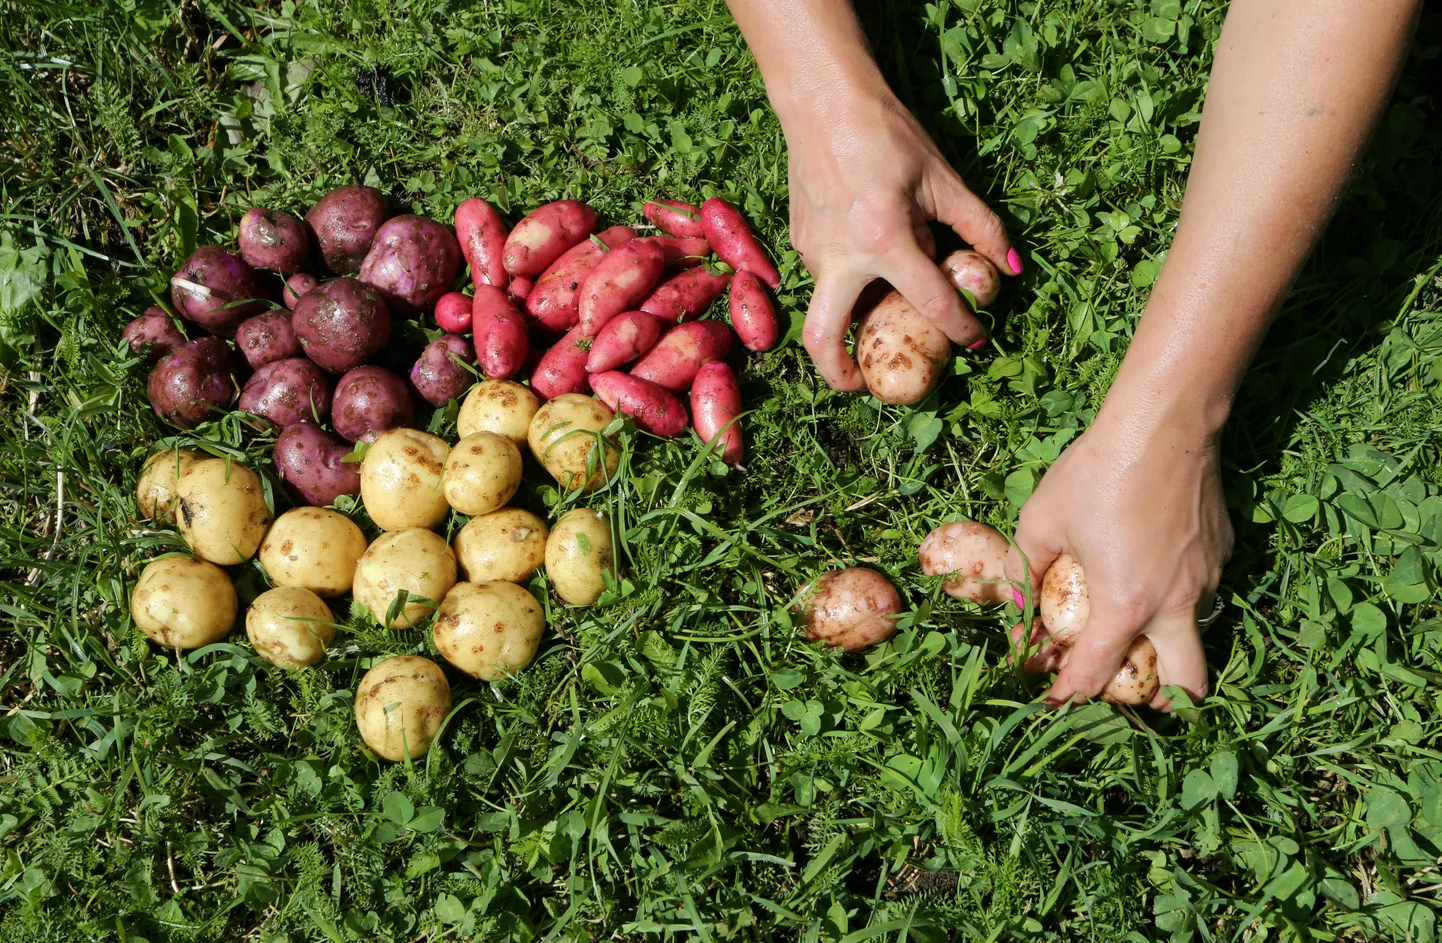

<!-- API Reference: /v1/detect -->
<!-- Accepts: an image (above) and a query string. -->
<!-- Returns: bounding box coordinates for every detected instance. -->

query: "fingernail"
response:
[1007,248,1023,275]
[967,337,987,351]
[1011,588,1026,608]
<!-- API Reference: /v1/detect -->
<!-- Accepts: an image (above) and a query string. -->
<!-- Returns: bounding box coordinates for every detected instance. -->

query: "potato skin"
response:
[354,655,451,761]
[442,432,522,516]
[453,508,549,583]
[123,307,187,362]
[410,335,475,407]
[358,214,463,317]
[576,239,667,337]
[283,274,319,310]
[590,371,688,437]
[545,508,615,606]
[137,447,204,522]
[245,586,334,668]
[273,424,361,507]
[239,357,333,428]
[147,337,244,429]
[352,528,458,628]
[728,271,779,353]
[360,428,450,531]
[527,394,619,492]
[170,245,267,336]
[306,185,390,275]
[332,366,414,443]
[292,278,392,373]
[176,459,273,565]
[918,521,1011,605]
[433,581,545,680]
[454,197,510,291]
[631,321,733,393]
[526,225,636,331]
[690,361,743,464]
[529,327,592,401]
[238,207,311,275]
[471,285,530,380]
[638,268,731,323]
[798,568,902,652]
[700,197,780,289]
[631,235,709,269]
[131,555,237,649]
[855,290,952,406]
[643,198,704,238]
[503,200,599,278]
[434,291,472,334]
[259,507,368,598]
[457,379,538,445]
[1038,554,1161,705]
[234,310,303,370]
[941,249,1002,310]
[586,311,662,374]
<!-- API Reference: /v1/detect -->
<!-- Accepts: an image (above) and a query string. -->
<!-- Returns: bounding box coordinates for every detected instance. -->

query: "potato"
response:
[434,290,472,333]
[137,447,204,522]
[632,235,710,268]
[457,379,538,445]
[1037,554,1161,705]
[352,527,458,628]
[131,555,237,649]
[360,428,451,531]
[453,508,549,583]
[273,423,361,507]
[283,273,319,310]
[238,207,311,275]
[700,197,780,289]
[917,521,1011,605]
[259,507,368,598]
[797,567,902,652]
[585,311,662,374]
[728,271,779,352]
[306,185,390,275]
[637,268,731,323]
[332,366,414,444]
[353,655,451,761]
[169,245,267,336]
[245,586,335,668]
[147,337,244,429]
[503,200,599,278]
[122,306,187,362]
[940,249,1002,310]
[234,310,302,370]
[526,225,637,332]
[855,289,952,406]
[527,394,619,492]
[576,239,667,336]
[529,327,592,402]
[455,197,510,291]
[292,278,392,373]
[433,581,545,680]
[643,198,704,238]
[631,321,733,393]
[471,285,530,380]
[175,459,272,565]
[590,371,688,437]
[442,432,522,516]
[544,508,615,606]
[409,335,475,407]
[358,214,463,317]
[238,357,333,428]
[690,361,743,464]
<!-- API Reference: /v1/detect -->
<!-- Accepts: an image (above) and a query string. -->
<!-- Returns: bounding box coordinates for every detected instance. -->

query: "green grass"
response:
[2,0,1442,939]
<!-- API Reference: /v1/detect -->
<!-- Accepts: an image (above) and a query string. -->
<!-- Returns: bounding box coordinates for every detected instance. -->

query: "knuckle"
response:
[914,291,957,324]
[975,211,1008,245]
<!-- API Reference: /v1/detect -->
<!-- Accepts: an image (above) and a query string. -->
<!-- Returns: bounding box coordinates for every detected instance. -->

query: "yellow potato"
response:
[458,379,539,445]
[433,581,545,680]
[353,655,452,761]
[130,555,237,649]
[453,508,549,583]
[527,394,619,493]
[442,432,523,516]
[796,567,902,652]
[259,507,368,598]
[136,447,204,522]
[360,428,450,531]
[854,290,952,406]
[544,508,615,606]
[245,586,335,668]
[175,458,272,565]
[917,521,1012,605]
[1039,554,1160,705]
[352,527,458,629]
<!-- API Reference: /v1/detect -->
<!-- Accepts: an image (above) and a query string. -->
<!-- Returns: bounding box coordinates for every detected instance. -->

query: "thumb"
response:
[1004,505,1061,609]
[932,176,1019,276]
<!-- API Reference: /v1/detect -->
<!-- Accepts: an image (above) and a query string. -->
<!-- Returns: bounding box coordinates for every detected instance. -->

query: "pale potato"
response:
[854,290,952,406]
[136,447,204,522]
[797,567,903,652]
[175,458,272,565]
[259,507,368,598]
[245,586,335,668]
[544,508,615,606]
[1059,636,1160,706]
[433,581,545,680]
[458,379,539,445]
[527,394,619,493]
[1038,554,1161,705]
[353,655,452,761]
[352,527,458,629]
[442,432,523,516]
[131,555,237,649]
[918,521,1012,605]
[360,428,450,531]
[453,508,549,583]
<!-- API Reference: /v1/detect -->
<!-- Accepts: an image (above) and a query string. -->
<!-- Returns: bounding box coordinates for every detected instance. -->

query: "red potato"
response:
[239,357,333,428]
[590,372,688,437]
[508,277,534,305]
[170,245,268,336]
[410,335,476,406]
[632,235,710,269]
[471,285,529,380]
[434,291,472,334]
[576,239,667,336]
[358,215,463,317]
[273,423,361,507]
[639,268,732,323]
[690,361,743,464]
[238,207,311,275]
[941,249,1002,310]
[306,185,390,275]
[146,337,243,429]
[122,307,187,362]
[585,311,662,374]
[643,199,704,238]
[283,274,319,310]
[292,278,392,373]
[631,321,733,392]
[332,366,414,443]
[529,326,591,401]
[502,200,598,277]
[234,310,303,370]
[729,271,779,352]
[454,197,509,291]
[700,197,780,289]
[917,521,1011,605]
[526,225,638,332]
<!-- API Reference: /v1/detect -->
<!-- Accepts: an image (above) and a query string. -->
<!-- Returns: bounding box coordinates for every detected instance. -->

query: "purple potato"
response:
[122,306,187,362]
[409,335,476,407]
[358,215,463,317]
[305,185,390,275]
[291,278,392,373]
[283,273,319,310]
[238,357,333,428]
[332,365,414,443]
[146,337,244,429]
[238,207,311,275]
[234,310,303,370]
[169,245,268,337]
[273,423,361,507]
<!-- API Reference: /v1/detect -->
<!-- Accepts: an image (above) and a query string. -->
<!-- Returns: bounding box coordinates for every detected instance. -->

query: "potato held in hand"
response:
[354,655,451,761]
[442,432,522,516]
[176,459,272,565]
[855,289,952,406]
[797,568,902,652]
[137,448,204,522]
[246,587,335,669]
[259,507,368,598]
[360,428,450,531]
[545,508,615,606]
[527,394,620,493]
[454,508,549,583]
[918,521,1011,605]
[940,249,1002,310]
[1035,554,1160,706]
[131,556,237,650]
[434,581,545,680]
[352,528,458,629]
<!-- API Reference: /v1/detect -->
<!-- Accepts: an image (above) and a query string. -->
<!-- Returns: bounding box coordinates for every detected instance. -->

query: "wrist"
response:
[767,60,894,131]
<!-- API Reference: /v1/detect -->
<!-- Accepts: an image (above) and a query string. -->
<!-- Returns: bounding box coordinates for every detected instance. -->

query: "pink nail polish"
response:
[1007,248,1023,275]
[1012,589,1026,608]
[967,337,987,350]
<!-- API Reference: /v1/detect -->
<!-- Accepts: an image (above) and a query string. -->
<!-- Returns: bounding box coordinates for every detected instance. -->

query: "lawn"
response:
[2,0,1442,940]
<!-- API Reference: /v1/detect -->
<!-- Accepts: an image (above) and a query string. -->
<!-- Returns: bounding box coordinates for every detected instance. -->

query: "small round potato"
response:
[544,508,615,606]
[855,290,953,406]
[259,507,368,598]
[354,655,452,762]
[245,586,335,668]
[797,567,903,652]
[433,581,546,680]
[360,428,450,531]
[527,394,620,493]
[136,447,204,522]
[453,508,549,583]
[1037,554,1161,705]
[918,521,1012,605]
[352,528,458,629]
[442,432,523,516]
[458,379,539,445]
[131,555,237,649]
[175,459,273,565]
